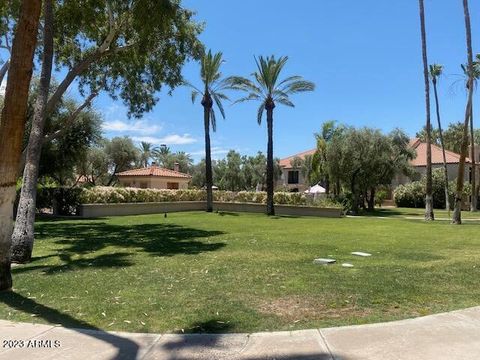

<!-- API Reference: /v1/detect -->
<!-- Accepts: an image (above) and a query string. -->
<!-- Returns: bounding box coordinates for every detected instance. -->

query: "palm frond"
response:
[212,92,227,119]
[210,108,217,132]
[279,80,315,94]
[233,93,261,105]
[257,102,266,125]
[276,97,295,107]
[191,90,199,104]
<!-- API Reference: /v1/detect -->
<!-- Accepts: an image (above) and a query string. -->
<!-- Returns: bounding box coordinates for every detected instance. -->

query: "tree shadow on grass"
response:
[16,222,226,275]
[0,291,140,359]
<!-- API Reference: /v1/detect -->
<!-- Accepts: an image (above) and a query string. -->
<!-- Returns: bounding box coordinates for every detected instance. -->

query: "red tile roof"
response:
[409,138,471,166]
[279,149,316,168]
[117,165,192,178]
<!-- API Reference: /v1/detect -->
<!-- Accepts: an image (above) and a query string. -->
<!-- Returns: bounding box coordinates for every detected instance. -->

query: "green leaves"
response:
[229,55,315,124]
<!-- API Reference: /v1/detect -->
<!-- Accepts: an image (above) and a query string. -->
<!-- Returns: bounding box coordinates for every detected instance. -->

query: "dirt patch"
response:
[256,295,372,321]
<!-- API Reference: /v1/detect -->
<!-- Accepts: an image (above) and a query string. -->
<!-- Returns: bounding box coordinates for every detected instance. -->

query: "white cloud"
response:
[132,133,197,145]
[189,147,229,156]
[102,120,162,134]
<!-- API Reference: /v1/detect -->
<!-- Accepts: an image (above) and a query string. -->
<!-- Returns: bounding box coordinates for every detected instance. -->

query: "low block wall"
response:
[78,202,342,218]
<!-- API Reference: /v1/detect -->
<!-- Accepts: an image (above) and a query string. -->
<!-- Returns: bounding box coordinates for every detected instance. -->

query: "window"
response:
[167,182,179,189]
[287,171,299,184]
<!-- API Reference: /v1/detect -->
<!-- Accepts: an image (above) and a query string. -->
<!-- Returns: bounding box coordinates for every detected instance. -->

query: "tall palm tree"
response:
[229,56,315,215]
[460,60,480,211]
[453,0,475,224]
[138,141,157,167]
[186,50,231,212]
[418,0,434,221]
[0,0,42,291]
[429,64,450,213]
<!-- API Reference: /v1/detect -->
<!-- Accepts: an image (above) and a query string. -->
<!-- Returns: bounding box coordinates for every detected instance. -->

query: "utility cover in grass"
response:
[313,258,336,265]
[342,263,354,268]
[351,252,371,257]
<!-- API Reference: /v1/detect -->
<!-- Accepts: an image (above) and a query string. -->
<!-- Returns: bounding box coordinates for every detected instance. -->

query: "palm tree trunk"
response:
[203,99,213,213]
[469,101,476,211]
[453,0,475,224]
[432,79,450,212]
[266,106,275,216]
[10,0,54,264]
[0,0,42,291]
[418,0,434,221]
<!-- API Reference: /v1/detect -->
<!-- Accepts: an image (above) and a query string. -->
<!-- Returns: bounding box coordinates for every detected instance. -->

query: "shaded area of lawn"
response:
[1,211,480,334]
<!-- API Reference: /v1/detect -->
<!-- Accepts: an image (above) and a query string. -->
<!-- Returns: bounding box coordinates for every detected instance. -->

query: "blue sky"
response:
[2,0,480,162]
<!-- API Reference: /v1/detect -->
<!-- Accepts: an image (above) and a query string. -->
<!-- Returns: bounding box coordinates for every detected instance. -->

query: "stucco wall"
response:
[79,202,342,218]
[118,176,190,190]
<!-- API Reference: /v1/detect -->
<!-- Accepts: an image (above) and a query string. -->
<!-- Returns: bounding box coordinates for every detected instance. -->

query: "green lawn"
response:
[361,206,480,219]
[1,210,480,334]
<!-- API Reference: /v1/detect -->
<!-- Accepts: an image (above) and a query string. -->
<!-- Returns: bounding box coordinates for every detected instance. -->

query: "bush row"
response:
[79,186,342,208]
[394,169,472,209]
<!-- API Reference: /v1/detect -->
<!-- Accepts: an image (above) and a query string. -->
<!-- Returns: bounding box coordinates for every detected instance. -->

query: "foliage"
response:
[375,189,388,207]
[78,186,342,208]
[394,169,471,209]
[326,126,414,213]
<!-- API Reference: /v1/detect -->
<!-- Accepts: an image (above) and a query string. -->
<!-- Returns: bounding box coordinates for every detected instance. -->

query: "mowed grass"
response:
[1,210,480,334]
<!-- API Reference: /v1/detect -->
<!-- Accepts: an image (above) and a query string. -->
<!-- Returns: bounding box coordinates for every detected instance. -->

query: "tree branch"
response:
[43,92,98,144]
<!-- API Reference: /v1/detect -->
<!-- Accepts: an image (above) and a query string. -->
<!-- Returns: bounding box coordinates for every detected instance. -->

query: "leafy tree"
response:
[229,55,315,215]
[418,0,434,220]
[453,0,475,224]
[12,0,203,262]
[186,50,232,212]
[416,125,440,145]
[311,121,344,194]
[76,144,110,186]
[0,0,41,290]
[105,137,139,185]
[242,152,267,191]
[218,150,244,191]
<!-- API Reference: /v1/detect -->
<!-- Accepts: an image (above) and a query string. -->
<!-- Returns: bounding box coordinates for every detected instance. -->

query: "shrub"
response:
[79,186,343,208]
[375,189,388,207]
[394,169,471,209]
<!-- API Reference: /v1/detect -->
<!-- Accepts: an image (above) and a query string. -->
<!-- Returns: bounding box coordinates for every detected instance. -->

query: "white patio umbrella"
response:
[305,184,326,194]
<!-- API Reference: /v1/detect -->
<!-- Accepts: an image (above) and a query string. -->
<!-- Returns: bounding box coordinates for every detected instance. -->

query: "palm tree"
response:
[418,0,434,221]
[138,141,157,168]
[460,60,480,211]
[153,144,171,168]
[185,50,231,212]
[229,56,315,215]
[453,0,475,224]
[429,64,450,213]
[0,0,42,290]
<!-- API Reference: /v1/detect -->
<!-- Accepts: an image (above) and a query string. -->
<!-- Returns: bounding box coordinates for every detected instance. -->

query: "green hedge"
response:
[79,186,342,208]
[394,169,471,209]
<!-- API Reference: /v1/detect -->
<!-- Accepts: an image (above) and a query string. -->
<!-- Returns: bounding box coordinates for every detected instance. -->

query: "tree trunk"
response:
[202,94,213,212]
[266,103,275,216]
[469,101,476,211]
[432,79,450,212]
[0,60,9,87]
[0,0,42,291]
[367,187,375,211]
[453,0,475,224]
[11,0,54,264]
[418,0,434,221]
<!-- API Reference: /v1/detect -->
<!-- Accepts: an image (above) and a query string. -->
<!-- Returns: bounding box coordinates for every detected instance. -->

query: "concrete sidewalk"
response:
[1,307,480,360]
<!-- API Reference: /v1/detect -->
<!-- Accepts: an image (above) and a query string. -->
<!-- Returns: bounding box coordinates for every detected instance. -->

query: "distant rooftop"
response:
[117,165,192,178]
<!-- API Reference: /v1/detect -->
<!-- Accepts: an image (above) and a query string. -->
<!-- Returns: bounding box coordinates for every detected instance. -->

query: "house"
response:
[392,138,479,187]
[279,138,480,193]
[117,162,191,190]
[278,149,316,192]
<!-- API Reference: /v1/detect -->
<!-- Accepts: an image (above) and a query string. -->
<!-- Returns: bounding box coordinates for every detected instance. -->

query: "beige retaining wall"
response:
[78,202,342,218]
